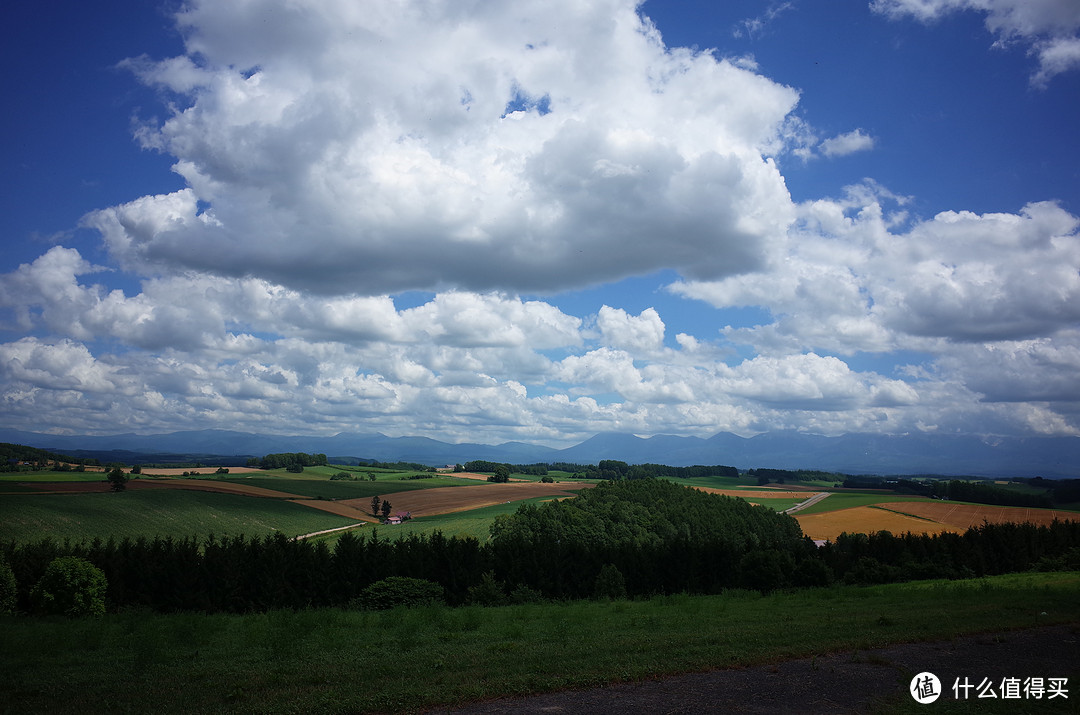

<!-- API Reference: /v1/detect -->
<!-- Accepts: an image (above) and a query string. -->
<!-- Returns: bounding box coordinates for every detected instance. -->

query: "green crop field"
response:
[745,497,807,512]
[0,489,358,543]
[1,571,1075,714]
[795,493,931,515]
[0,471,108,482]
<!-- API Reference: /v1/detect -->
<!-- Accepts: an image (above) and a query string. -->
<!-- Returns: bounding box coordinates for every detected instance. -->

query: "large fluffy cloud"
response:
[85,0,800,296]
[673,189,1080,352]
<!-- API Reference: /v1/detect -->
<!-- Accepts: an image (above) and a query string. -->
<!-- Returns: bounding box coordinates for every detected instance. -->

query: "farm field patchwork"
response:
[337,481,595,518]
[217,474,468,499]
[795,499,1080,541]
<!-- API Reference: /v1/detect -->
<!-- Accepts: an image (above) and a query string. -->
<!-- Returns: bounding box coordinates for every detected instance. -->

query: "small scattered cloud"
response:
[871,0,1080,86]
[820,129,875,158]
[734,3,796,40]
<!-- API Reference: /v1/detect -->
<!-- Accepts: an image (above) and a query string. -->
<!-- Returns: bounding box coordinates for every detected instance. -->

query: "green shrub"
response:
[30,556,107,617]
[354,577,444,610]
[508,583,543,604]
[467,571,505,606]
[593,563,626,601]
[0,555,17,615]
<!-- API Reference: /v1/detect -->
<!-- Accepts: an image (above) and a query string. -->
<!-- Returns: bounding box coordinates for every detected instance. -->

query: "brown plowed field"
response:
[340,482,595,518]
[879,501,1080,531]
[795,506,952,541]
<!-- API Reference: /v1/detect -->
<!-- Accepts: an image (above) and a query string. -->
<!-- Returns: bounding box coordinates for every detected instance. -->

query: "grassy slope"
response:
[1,572,1076,714]
[0,471,108,482]
[0,489,358,543]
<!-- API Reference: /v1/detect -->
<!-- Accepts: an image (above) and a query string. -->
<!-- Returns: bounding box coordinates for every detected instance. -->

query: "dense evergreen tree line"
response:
[245,452,328,470]
[3,479,1078,614]
[0,443,100,472]
[1024,477,1080,506]
[460,460,739,480]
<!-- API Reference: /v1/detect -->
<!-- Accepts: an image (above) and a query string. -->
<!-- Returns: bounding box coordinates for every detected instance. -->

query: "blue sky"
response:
[2,0,1079,446]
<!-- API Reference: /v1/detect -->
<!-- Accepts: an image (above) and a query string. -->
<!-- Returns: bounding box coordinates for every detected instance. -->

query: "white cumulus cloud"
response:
[83,0,803,296]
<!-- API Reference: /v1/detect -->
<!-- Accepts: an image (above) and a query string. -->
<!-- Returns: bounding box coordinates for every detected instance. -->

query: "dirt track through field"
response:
[880,501,1080,530]
[795,506,953,541]
[341,482,595,518]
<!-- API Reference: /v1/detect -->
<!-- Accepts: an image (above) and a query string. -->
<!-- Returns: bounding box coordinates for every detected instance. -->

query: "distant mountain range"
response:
[1,427,1077,478]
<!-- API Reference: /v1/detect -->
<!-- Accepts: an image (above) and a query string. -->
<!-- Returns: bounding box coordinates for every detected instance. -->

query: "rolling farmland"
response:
[795,499,1080,541]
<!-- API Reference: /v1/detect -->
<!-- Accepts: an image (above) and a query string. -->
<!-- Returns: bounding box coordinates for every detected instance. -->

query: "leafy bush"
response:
[593,563,626,600]
[30,556,107,617]
[508,583,543,604]
[467,571,505,606]
[353,576,444,610]
[0,555,17,614]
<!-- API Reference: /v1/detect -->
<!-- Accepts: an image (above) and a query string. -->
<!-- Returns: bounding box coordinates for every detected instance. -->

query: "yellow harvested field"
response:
[796,506,953,541]
[880,501,1080,531]
[340,482,595,518]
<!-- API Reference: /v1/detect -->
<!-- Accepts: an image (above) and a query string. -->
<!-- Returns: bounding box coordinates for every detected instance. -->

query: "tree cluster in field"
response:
[564,460,740,481]
[245,452,328,470]
[748,468,842,484]
[461,460,536,475]
[0,443,100,472]
[3,478,1079,615]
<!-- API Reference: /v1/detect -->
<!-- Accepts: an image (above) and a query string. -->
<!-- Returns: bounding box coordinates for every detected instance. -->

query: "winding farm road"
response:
[783,491,830,514]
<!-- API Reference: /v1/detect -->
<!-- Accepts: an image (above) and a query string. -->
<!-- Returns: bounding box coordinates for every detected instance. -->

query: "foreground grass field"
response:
[1,571,1076,714]
[0,489,359,543]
